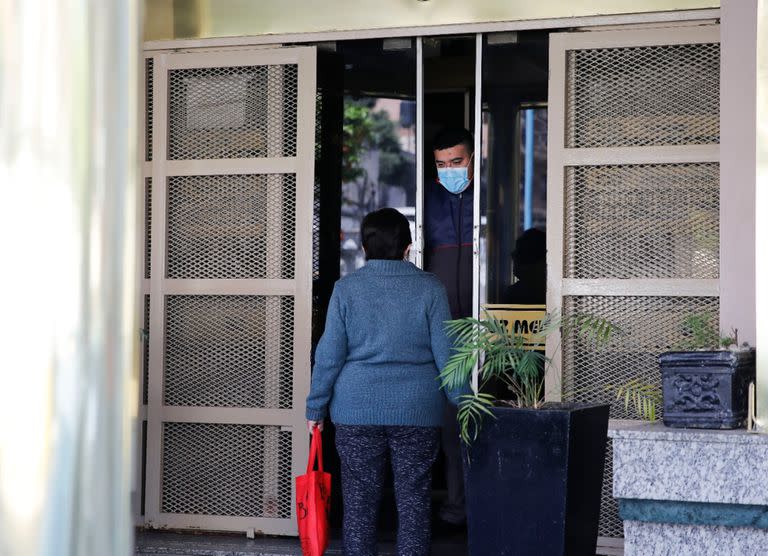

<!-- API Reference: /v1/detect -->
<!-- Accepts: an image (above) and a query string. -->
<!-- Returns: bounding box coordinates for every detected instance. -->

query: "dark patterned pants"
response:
[335,425,440,556]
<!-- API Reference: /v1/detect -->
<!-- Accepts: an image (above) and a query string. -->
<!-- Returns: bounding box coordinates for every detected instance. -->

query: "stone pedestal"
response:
[610,422,768,555]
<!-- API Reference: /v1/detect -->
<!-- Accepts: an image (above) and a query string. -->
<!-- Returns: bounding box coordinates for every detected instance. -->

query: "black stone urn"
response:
[463,403,609,556]
[659,349,755,429]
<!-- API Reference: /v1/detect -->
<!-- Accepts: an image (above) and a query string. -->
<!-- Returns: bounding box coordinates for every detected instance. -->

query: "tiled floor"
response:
[135,529,468,556]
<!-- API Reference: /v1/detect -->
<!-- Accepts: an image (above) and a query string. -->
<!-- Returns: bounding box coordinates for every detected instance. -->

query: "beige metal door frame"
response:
[546,25,721,400]
[135,14,722,541]
[546,25,721,551]
[142,9,721,51]
[143,46,316,535]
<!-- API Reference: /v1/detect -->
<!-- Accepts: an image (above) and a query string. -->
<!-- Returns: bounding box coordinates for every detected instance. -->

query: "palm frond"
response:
[439,310,620,445]
[563,313,620,348]
[610,379,662,421]
[440,348,476,389]
[457,393,496,444]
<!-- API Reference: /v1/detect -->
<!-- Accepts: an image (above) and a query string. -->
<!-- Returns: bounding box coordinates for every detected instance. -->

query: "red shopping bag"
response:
[296,427,331,556]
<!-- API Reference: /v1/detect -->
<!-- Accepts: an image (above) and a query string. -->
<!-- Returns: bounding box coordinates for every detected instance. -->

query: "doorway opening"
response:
[308,30,551,542]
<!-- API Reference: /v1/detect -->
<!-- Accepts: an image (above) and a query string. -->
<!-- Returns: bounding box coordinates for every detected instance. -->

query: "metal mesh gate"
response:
[164,295,295,409]
[136,58,154,520]
[562,296,721,422]
[141,47,316,535]
[161,422,293,518]
[548,26,720,549]
[167,65,299,160]
[165,174,298,280]
[564,164,719,280]
[566,43,720,148]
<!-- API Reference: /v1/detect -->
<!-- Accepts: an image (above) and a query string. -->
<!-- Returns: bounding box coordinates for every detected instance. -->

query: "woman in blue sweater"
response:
[305,208,465,556]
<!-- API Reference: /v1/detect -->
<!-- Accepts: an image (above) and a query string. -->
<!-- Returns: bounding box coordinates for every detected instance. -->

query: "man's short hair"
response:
[361,208,412,261]
[512,228,546,265]
[432,127,474,154]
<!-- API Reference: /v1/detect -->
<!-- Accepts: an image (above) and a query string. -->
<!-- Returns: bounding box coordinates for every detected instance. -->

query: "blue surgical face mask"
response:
[437,154,473,194]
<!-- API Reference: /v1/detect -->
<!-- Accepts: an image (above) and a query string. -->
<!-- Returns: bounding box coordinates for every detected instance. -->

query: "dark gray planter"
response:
[464,403,609,556]
[660,349,755,429]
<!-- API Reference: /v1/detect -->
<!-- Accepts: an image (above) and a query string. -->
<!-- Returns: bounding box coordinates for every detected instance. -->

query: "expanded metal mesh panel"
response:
[562,295,719,420]
[146,58,153,161]
[599,439,622,539]
[313,90,322,281]
[161,422,292,518]
[566,43,720,147]
[144,178,152,279]
[313,185,321,282]
[565,164,719,279]
[142,295,150,405]
[166,174,297,279]
[164,295,294,409]
[315,89,323,159]
[168,64,298,160]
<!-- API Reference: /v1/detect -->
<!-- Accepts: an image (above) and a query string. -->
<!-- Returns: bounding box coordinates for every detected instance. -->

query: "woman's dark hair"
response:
[361,208,412,261]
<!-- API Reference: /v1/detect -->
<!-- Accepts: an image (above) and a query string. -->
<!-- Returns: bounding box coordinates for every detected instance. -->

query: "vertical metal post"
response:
[524,109,535,230]
[415,37,425,269]
[721,0,758,346]
[756,0,768,431]
[472,33,483,392]
[292,47,318,529]
[545,34,567,404]
[0,1,140,555]
[264,66,284,514]
[145,51,168,525]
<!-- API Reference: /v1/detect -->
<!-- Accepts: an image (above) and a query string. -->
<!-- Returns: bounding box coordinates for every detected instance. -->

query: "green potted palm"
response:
[439,311,614,556]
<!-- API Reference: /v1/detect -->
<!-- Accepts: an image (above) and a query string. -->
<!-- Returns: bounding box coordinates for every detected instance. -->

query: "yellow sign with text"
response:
[482,304,547,352]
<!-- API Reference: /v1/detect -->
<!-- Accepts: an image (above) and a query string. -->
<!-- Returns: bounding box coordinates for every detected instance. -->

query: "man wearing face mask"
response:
[424,127,474,531]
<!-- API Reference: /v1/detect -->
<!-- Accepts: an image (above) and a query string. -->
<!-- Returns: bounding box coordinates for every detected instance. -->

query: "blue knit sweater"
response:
[305,259,465,427]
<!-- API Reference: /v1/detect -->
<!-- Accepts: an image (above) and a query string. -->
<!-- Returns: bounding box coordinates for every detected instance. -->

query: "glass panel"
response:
[337,39,417,277]
[340,97,417,275]
[519,108,548,235]
[481,32,549,305]
[422,36,477,319]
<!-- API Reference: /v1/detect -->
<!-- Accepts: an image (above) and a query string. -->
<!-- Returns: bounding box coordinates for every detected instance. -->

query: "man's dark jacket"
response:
[424,181,473,319]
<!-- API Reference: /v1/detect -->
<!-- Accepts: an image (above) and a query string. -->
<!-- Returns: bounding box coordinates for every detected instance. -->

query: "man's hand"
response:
[307,420,324,432]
